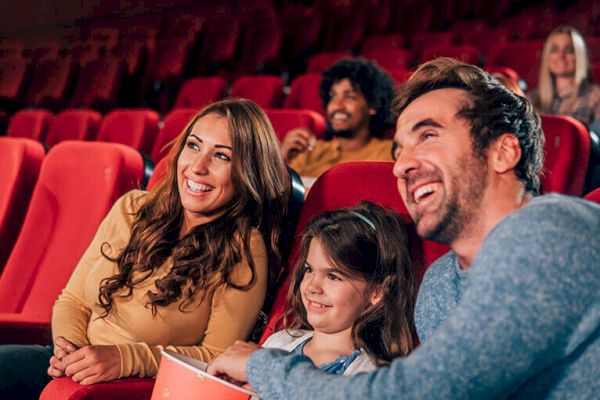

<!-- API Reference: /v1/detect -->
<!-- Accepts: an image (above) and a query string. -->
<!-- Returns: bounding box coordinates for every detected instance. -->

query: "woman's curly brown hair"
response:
[97,99,289,316]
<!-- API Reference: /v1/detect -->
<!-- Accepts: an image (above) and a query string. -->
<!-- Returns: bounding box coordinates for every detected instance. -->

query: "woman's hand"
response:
[62,344,121,385]
[48,336,80,378]
[207,340,261,384]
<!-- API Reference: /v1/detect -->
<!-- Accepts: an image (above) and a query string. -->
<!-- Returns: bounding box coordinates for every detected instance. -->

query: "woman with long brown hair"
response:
[0,99,289,399]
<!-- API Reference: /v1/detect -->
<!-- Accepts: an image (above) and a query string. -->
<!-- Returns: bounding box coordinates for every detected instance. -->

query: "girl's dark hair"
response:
[283,201,416,365]
[97,99,289,316]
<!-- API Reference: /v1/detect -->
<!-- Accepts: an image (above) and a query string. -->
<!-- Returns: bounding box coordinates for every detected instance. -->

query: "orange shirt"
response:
[52,190,267,378]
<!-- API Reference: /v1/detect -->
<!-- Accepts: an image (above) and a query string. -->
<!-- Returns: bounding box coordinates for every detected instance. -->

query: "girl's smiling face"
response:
[299,238,375,335]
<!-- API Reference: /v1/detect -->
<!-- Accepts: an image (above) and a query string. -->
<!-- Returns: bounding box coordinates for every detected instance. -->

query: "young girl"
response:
[261,201,416,374]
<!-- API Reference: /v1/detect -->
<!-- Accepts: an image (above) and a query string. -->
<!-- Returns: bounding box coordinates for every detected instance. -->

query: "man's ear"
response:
[369,286,384,306]
[491,133,522,174]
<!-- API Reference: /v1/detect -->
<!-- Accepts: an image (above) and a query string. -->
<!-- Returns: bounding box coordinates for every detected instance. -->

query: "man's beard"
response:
[325,124,355,140]
[418,153,488,245]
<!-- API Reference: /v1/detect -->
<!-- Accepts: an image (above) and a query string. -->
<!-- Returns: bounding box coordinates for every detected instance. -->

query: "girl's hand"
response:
[62,344,121,385]
[207,340,260,384]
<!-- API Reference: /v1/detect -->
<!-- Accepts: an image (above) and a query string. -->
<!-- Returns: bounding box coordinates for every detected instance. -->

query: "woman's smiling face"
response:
[177,113,236,232]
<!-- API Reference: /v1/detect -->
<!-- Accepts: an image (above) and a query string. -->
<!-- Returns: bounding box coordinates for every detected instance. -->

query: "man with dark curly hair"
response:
[281,58,397,181]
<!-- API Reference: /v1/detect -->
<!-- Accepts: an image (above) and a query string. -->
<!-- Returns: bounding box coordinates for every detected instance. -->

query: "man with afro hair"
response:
[281,58,397,182]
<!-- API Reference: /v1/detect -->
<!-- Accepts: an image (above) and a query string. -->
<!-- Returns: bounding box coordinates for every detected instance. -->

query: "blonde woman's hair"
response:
[538,26,590,112]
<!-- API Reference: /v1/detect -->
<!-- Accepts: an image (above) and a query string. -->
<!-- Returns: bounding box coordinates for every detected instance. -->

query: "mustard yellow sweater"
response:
[289,137,393,178]
[51,190,268,378]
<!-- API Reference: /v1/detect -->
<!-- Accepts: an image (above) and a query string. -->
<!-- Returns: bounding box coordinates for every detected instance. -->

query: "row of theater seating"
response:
[0,136,597,399]
[0,0,597,115]
[4,106,326,163]
[4,105,594,196]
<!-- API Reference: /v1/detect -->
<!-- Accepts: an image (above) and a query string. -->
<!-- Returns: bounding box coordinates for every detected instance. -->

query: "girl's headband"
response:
[350,211,376,231]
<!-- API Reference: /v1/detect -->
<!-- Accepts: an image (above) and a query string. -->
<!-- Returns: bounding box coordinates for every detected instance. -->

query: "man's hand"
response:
[281,128,316,162]
[61,344,121,385]
[207,340,261,384]
[48,336,79,378]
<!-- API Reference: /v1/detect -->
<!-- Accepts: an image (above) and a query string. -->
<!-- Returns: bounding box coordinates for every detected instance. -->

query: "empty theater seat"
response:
[230,75,284,108]
[265,108,326,141]
[7,109,54,142]
[0,137,45,272]
[283,73,323,116]
[174,77,226,110]
[541,114,591,196]
[45,109,102,147]
[0,141,145,345]
[96,108,160,155]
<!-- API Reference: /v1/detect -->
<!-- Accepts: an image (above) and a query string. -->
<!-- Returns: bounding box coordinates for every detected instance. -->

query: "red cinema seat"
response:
[70,56,126,111]
[410,31,455,60]
[0,40,24,59]
[174,77,226,110]
[239,15,282,74]
[486,66,521,86]
[97,108,160,155]
[198,16,239,74]
[45,109,102,147]
[587,38,600,64]
[364,48,411,71]
[541,115,591,196]
[259,161,449,344]
[0,58,30,105]
[0,141,144,345]
[361,34,406,54]
[387,68,414,85]
[487,41,544,89]
[591,64,600,84]
[265,108,327,141]
[147,155,169,190]
[283,73,323,116]
[25,57,77,110]
[151,108,197,163]
[145,37,191,82]
[307,52,350,73]
[7,109,54,142]
[0,138,44,272]
[585,188,600,203]
[230,75,284,108]
[419,44,481,65]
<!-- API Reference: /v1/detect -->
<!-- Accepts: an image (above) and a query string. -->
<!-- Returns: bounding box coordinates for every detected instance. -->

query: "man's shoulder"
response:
[500,194,600,233]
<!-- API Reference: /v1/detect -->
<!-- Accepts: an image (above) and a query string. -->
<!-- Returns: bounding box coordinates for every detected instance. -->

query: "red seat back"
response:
[364,48,411,70]
[147,156,169,190]
[26,57,76,109]
[0,141,144,319]
[7,109,54,142]
[70,56,125,109]
[361,34,406,54]
[487,41,544,89]
[0,58,29,100]
[265,108,327,141]
[307,52,350,73]
[541,114,591,196]
[97,108,160,155]
[45,109,102,147]
[419,44,481,65]
[151,108,197,163]
[174,77,226,110]
[387,68,414,85]
[259,161,449,343]
[584,188,600,204]
[230,75,284,108]
[283,73,323,116]
[0,138,44,272]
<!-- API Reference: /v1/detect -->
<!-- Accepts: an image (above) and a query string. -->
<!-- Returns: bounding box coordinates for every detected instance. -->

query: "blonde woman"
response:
[529,26,600,127]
